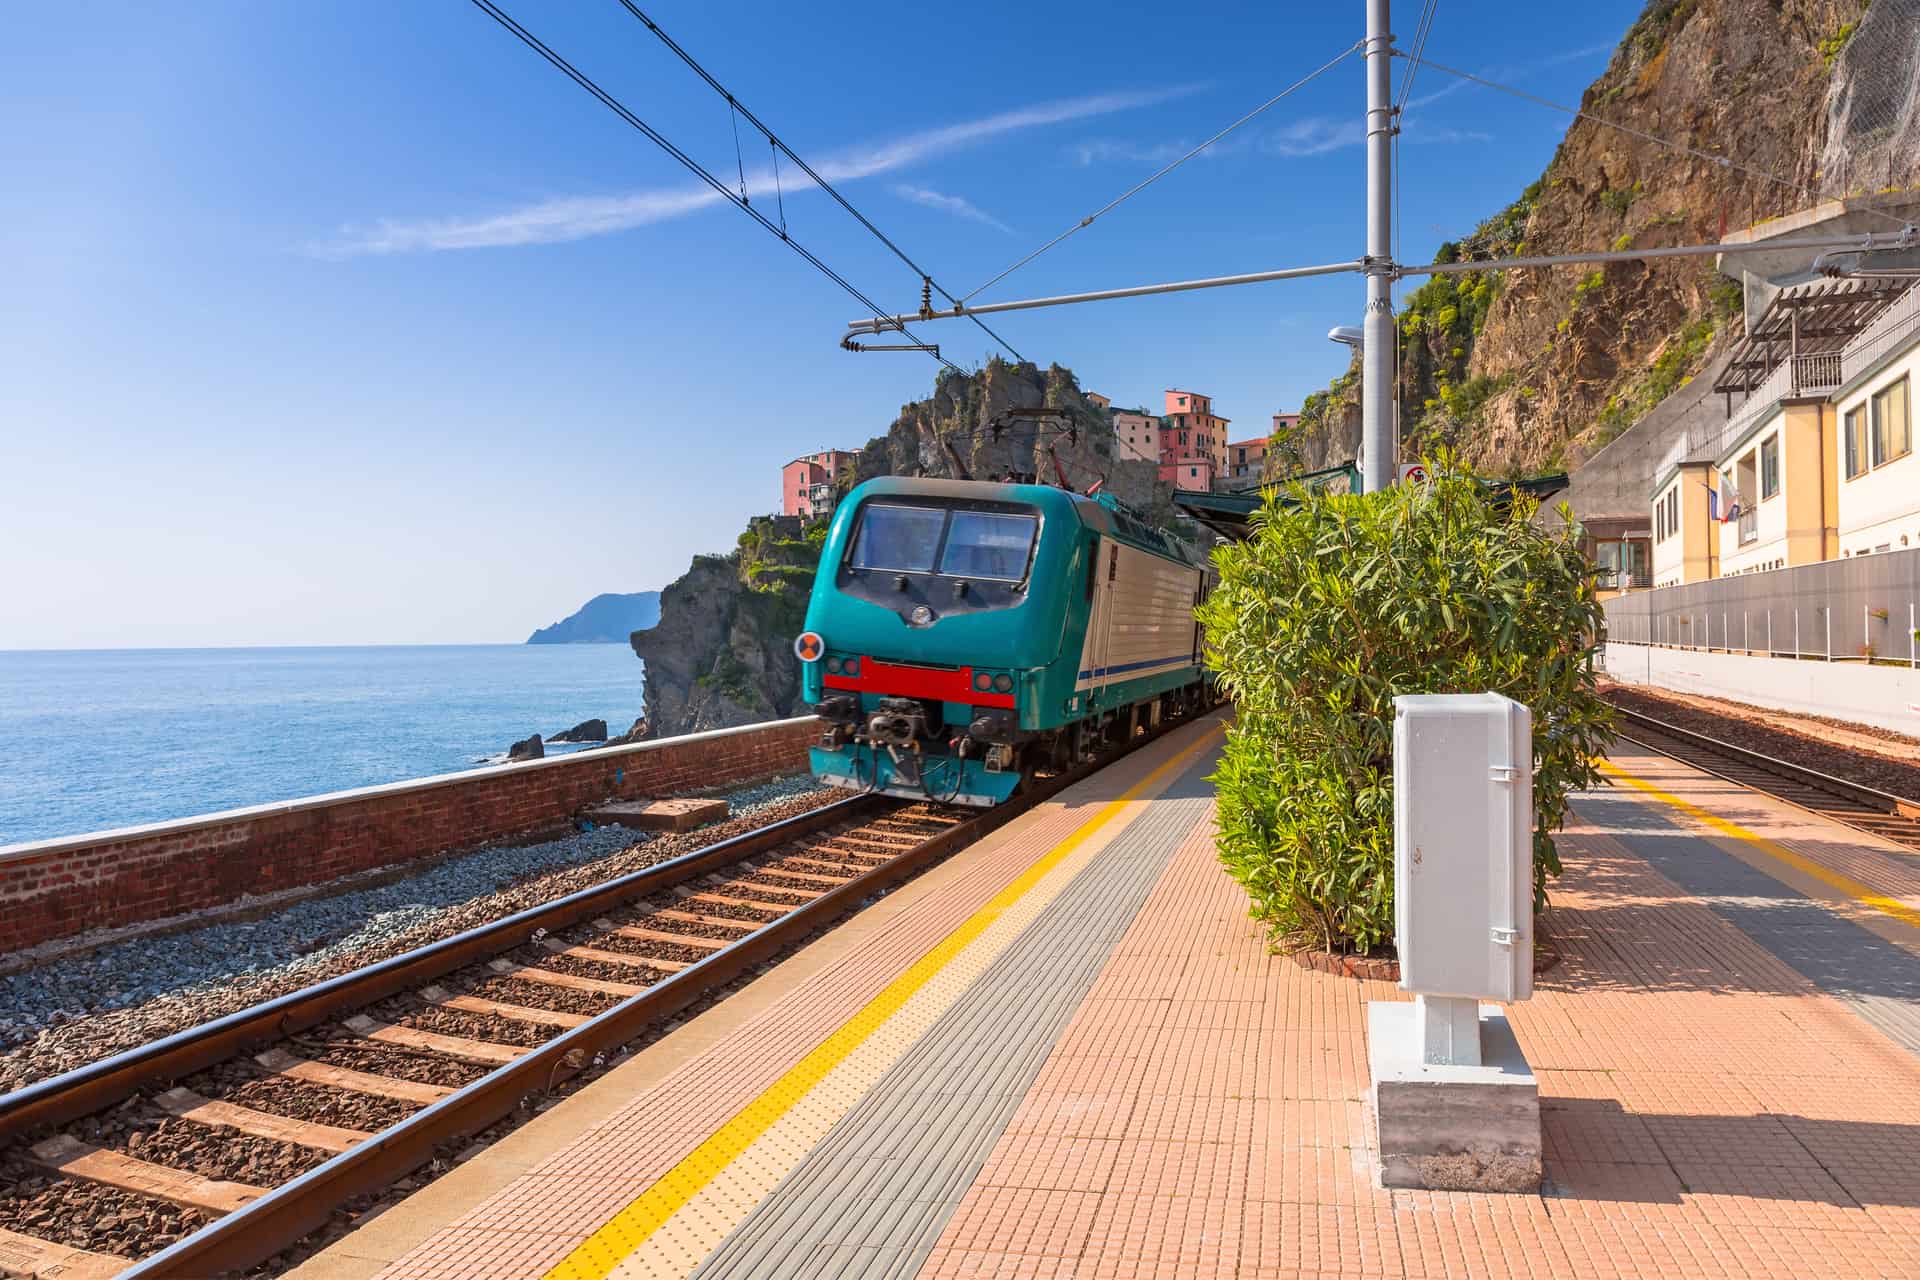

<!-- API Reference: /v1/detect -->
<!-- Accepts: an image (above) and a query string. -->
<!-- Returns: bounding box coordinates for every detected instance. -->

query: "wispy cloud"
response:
[890,184,1013,233]
[317,86,1197,256]
[1260,116,1364,157]
[1067,108,1495,169]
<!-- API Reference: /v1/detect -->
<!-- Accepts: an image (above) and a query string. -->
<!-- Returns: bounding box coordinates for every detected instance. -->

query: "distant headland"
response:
[526,592,661,645]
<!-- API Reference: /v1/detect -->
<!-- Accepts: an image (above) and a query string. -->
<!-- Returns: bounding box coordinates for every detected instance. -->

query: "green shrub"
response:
[1198,456,1612,955]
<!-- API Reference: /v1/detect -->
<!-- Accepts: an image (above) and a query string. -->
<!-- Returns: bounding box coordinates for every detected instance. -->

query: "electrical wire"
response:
[1391,0,1438,466]
[1414,55,1916,234]
[610,0,1026,365]
[1395,0,1438,111]
[959,41,1363,305]
[467,0,961,372]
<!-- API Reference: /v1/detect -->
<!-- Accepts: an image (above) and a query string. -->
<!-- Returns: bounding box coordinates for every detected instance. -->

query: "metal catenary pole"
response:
[1361,0,1396,493]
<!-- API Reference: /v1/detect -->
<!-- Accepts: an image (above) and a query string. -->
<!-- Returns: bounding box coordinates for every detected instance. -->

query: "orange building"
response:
[782,450,856,519]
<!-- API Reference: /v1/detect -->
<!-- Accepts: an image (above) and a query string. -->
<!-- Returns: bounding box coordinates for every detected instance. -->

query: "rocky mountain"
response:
[1275,0,1917,484]
[631,360,1183,738]
[527,591,661,644]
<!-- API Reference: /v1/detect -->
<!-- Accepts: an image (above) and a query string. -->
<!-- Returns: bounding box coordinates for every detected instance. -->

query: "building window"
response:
[1760,435,1779,499]
[1845,405,1868,478]
[1871,375,1911,468]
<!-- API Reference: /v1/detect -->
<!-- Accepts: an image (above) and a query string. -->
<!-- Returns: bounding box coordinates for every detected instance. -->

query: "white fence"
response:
[1602,545,1920,664]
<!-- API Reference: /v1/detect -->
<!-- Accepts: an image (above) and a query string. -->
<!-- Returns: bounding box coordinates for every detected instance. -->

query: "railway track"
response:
[0,713,1197,1280]
[1607,703,1920,853]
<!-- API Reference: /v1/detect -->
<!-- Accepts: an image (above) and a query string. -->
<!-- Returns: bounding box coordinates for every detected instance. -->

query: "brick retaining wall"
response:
[0,717,819,955]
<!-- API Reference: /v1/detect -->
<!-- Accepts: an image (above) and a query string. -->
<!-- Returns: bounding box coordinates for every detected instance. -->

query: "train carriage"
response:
[797,476,1214,805]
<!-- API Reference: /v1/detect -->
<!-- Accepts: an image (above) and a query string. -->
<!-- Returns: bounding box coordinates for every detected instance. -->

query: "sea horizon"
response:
[0,643,647,846]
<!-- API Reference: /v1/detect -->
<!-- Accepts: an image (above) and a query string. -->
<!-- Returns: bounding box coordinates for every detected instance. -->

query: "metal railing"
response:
[1790,350,1843,392]
[1841,283,1920,384]
[1602,545,1920,663]
[1692,283,1918,467]
[1737,508,1759,545]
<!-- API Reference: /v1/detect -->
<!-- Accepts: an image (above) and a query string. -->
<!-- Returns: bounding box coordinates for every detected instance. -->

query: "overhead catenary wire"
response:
[958,41,1364,305]
[611,0,1027,365]
[1412,54,1917,234]
[466,0,961,372]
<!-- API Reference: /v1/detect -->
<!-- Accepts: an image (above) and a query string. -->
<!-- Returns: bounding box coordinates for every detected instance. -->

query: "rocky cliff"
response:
[632,361,1179,738]
[1275,0,1915,484]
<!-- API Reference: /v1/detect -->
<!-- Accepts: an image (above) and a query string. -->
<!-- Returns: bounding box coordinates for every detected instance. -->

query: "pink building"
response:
[781,450,856,519]
[1158,389,1228,490]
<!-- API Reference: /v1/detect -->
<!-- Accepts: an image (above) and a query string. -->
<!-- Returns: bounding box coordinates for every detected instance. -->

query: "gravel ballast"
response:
[0,776,835,1090]
[1603,685,1920,800]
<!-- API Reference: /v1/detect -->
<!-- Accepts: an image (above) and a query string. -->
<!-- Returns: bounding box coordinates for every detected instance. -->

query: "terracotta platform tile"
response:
[919,1246,1084,1279]
[1002,1090,1140,1141]
[1243,1199,1411,1279]
[1245,1142,1391,1210]
[1258,1098,1371,1151]
[974,1134,1121,1194]
[1078,1192,1243,1279]
[934,1186,1102,1258]
[1104,1138,1246,1200]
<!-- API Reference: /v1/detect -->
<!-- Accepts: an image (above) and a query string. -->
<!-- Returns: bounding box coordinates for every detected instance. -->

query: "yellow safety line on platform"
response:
[542,724,1222,1280]
[1598,758,1920,930]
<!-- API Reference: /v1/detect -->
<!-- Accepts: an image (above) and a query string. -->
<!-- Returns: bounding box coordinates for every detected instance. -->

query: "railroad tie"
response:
[603,924,729,951]
[342,1015,523,1065]
[0,1227,129,1280]
[651,908,757,933]
[253,1049,454,1104]
[419,985,589,1030]
[27,1135,265,1215]
[152,1087,368,1154]
[541,939,689,973]
[489,958,645,998]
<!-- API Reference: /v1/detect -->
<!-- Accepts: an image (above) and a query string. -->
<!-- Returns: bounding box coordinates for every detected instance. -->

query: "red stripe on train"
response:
[823,656,1015,708]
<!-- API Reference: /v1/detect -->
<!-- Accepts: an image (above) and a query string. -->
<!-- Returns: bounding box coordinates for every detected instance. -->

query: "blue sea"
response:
[0,645,647,847]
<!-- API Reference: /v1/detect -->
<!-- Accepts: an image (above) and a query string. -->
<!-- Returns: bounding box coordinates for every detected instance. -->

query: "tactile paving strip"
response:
[541,724,1224,1280]
[680,755,1220,1278]
[1573,782,1920,1058]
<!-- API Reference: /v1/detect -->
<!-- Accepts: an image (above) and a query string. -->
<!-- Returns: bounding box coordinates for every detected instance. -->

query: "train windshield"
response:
[850,504,946,572]
[939,511,1037,580]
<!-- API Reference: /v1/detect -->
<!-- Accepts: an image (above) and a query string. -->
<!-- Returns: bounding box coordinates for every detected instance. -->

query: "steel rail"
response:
[1608,703,1920,822]
[95,711,1203,1277]
[0,795,875,1141]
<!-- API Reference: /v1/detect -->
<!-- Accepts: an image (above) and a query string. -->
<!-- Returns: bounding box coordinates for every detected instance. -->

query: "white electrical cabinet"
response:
[1392,693,1534,1003]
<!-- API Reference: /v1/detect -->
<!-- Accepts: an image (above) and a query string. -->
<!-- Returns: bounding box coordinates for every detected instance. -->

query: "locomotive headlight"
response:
[843,657,859,676]
[910,605,934,625]
[973,672,992,691]
[992,674,1014,693]
[825,656,843,674]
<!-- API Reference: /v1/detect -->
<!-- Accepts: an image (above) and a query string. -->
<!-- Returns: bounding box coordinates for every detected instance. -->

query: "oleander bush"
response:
[1197,455,1612,954]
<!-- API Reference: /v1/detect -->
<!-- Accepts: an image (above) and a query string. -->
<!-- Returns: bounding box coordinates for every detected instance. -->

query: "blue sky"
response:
[0,0,1639,648]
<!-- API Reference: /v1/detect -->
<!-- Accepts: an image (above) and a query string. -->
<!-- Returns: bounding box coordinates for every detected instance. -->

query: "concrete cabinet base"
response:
[1368,1002,1541,1192]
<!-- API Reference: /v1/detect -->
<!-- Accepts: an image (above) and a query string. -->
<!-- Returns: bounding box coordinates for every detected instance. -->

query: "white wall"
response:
[1602,642,1920,737]
[1835,344,1919,557]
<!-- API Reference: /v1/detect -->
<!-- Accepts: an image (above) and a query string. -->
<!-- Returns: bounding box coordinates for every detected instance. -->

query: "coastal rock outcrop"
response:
[549,718,608,744]
[507,734,544,762]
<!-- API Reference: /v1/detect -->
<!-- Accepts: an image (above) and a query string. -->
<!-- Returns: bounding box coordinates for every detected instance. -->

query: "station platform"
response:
[292,717,1920,1280]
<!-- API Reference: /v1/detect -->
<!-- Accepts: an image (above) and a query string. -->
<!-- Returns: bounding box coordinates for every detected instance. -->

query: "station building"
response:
[1646,276,1918,584]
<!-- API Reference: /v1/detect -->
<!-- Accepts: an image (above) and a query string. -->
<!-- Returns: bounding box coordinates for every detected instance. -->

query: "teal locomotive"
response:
[795,476,1213,805]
